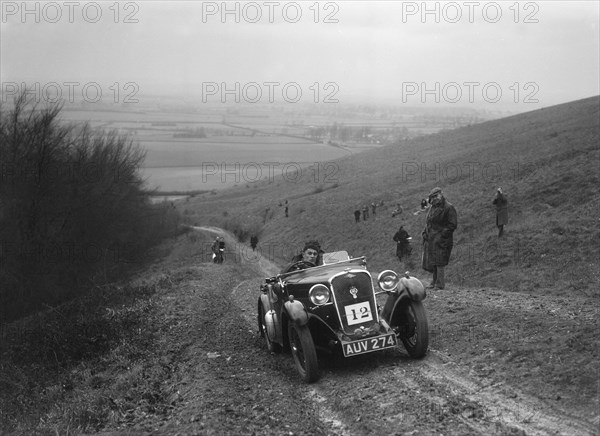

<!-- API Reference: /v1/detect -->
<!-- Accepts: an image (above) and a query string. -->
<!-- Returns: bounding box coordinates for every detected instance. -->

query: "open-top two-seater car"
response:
[257,251,429,382]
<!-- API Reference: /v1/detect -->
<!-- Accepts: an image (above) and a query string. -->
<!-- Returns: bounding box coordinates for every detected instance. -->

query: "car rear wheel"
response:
[397,300,429,358]
[288,323,319,383]
[257,299,281,353]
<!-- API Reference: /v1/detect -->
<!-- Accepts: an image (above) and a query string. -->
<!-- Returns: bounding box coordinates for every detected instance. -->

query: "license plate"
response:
[341,333,398,357]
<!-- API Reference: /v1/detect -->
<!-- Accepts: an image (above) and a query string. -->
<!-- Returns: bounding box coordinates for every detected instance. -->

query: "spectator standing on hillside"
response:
[285,204,289,217]
[492,187,508,237]
[371,202,377,216]
[362,205,369,221]
[422,187,457,290]
[354,209,361,223]
[250,235,258,251]
[393,225,412,261]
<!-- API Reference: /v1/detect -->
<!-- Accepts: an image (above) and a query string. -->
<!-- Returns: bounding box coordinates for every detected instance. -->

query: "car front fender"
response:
[284,299,309,327]
[399,276,426,302]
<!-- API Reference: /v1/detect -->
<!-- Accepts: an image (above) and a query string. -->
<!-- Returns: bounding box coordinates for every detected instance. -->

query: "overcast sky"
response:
[1,1,598,111]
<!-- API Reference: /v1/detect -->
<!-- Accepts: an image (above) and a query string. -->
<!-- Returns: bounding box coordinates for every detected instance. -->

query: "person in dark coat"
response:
[354,209,361,223]
[421,187,457,290]
[492,187,508,237]
[393,225,412,261]
[250,235,258,251]
[362,205,369,220]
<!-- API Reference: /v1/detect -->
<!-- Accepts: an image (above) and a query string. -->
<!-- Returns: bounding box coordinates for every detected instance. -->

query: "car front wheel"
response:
[397,300,429,358]
[288,323,319,383]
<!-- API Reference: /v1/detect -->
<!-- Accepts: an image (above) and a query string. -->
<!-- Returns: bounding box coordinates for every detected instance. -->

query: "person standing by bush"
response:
[493,187,508,237]
[422,187,457,290]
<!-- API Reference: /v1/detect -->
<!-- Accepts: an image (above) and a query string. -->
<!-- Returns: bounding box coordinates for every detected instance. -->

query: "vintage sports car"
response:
[257,251,429,383]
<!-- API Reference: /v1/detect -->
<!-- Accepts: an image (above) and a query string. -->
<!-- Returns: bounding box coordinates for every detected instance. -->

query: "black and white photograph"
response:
[1,1,598,434]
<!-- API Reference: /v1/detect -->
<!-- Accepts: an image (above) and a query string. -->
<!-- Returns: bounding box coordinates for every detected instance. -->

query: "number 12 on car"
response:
[345,301,374,326]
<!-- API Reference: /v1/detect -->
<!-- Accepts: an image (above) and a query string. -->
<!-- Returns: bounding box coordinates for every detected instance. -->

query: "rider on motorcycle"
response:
[211,236,225,263]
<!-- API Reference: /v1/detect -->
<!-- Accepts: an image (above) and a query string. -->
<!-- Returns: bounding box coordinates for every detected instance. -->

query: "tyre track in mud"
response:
[418,351,597,436]
[199,227,597,435]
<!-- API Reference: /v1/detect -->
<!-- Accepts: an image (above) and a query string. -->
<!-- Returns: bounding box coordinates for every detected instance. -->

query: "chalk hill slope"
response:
[186,95,599,297]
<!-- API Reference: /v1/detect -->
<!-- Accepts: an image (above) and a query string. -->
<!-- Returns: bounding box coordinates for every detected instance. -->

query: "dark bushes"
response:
[0,93,180,321]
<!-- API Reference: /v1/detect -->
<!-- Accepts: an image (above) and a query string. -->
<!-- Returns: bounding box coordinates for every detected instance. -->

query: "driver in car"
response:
[284,240,323,272]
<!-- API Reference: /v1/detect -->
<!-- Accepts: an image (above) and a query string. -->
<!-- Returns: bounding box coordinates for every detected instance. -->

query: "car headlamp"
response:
[309,284,330,305]
[377,270,400,292]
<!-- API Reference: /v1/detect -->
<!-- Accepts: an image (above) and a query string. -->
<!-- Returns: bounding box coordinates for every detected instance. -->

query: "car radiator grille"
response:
[330,271,379,335]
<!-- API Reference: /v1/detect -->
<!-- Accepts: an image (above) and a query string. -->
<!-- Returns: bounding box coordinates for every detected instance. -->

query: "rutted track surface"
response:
[118,227,596,435]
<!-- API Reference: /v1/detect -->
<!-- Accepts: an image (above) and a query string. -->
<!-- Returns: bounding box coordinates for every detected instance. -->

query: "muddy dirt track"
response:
[106,227,597,435]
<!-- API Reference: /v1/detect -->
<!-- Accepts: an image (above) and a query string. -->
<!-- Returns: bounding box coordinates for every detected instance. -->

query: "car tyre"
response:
[257,299,281,353]
[398,300,429,358]
[288,323,319,383]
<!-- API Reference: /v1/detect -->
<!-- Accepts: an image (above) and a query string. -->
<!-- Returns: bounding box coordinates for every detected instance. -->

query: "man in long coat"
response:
[492,187,508,237]
[422,187,457,290]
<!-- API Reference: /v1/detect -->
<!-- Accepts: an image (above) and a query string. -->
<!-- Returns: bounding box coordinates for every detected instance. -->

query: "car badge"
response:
[349,287,358,299]
[346,273,356,278]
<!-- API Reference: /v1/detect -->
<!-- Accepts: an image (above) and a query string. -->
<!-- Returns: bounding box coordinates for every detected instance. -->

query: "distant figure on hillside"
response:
[392,203,403,217]
[393,225,412,261]
[354,209,361,223]
[413,198,430,215]
[422,187,457,290]
[362,205,369,221]
[285,205,289,217]
[371,202,377,216]
[492,187,508,237]
[250,235,258,251]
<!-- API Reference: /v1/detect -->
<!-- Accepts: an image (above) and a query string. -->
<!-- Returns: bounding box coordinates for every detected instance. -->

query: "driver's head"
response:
[301,240,321,264]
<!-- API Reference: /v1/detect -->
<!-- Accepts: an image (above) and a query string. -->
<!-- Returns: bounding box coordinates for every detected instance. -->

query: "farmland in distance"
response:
[59,102,495,192]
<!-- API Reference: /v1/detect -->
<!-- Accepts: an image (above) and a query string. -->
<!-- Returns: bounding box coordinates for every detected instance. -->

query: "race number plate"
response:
[344,301,374,326]
[341,333,397,357]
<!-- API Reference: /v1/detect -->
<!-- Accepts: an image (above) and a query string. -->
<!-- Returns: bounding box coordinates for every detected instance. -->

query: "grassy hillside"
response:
[181,96,600,298]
